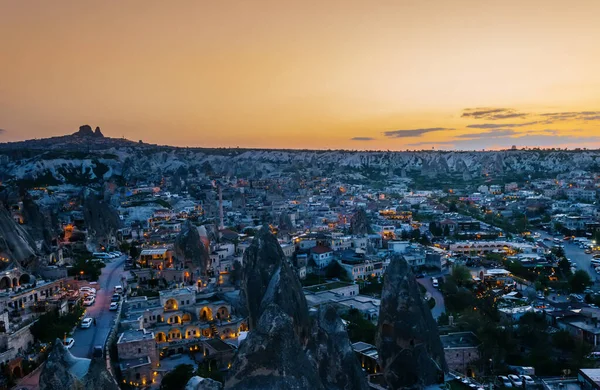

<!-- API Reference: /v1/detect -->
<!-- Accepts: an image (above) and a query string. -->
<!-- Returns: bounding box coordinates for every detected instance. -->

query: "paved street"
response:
[70,256,126,358]
[417,274,446,319]
[535,231,599,284]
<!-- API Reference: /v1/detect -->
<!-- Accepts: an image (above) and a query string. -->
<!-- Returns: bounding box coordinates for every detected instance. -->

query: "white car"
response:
[109,302,118,311]
[508,375,522,387]
[80,317,93,329]
[79,287,97,295]
[63,338,75,349]
[520,375,535,386]
[497,376,512,387]
[83,296,95,306]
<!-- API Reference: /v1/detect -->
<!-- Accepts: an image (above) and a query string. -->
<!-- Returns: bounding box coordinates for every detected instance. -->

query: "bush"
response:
[341,308,377,344]
[160,364,194,390]
[30,305,85,343]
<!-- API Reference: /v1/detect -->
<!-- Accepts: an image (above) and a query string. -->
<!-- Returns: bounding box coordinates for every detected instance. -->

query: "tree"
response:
[229,260,242,286]
[341,308,377,344]
[410,229,421,241]
[130,244,140,259]
[557,257,572,278]
[570,270,592,293]
[450,265,472,287]
[160,364,195,390]
[443,225,450,237]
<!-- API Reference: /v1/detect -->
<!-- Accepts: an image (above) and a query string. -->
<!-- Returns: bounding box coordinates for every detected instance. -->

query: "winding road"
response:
[70,256,126,358]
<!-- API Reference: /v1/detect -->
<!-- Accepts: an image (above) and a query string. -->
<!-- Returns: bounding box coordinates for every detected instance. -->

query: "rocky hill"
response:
[1,128,599,187]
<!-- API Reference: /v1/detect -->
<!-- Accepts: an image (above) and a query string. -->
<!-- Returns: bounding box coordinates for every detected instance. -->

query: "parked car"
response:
[83,296,95,306]
[570,294,583,302]
[80,317,93,329]
[109,302,118,311]
[497,375,512,387]
[63,338,75,349]
[79,287,96,295]
[508,374,522,387]
[93,345,103,358]
[111,294,121,302]
[520,375,535,386]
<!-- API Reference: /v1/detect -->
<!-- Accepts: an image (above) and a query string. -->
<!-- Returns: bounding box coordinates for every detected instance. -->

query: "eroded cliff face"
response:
[305,305,370,390]
[225,226,368,390]
[239,225,310,334]
[0,206,38,266]
[175,222,210,274]
[82,192,121,246]
[376,256,448,389]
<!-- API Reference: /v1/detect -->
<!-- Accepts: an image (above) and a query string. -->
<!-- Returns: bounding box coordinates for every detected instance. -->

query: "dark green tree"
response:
[570,270,592,293]
[160,364,195,390]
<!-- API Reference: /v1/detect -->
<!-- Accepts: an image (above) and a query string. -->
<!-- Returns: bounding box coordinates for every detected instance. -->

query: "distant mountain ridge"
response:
[1,128,599,186]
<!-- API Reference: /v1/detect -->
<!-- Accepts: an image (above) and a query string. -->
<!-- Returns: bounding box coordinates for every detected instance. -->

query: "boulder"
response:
[376,256,447,389]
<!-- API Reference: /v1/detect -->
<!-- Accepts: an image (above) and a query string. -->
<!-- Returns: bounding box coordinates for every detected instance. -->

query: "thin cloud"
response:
[457,128,559,141]
[406,140,455,147]
[467,122,538,129]
[456,129,516,139]
[0,128,5,134]
[461,108,529,120]
[350,137,375,141]
[540,111,600,124]
[383,127,452,138]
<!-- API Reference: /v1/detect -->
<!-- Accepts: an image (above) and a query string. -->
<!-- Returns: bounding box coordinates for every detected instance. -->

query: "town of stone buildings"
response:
[4,129,600,389]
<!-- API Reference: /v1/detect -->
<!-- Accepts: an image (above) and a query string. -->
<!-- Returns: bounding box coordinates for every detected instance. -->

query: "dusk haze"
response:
[1,0,600,150]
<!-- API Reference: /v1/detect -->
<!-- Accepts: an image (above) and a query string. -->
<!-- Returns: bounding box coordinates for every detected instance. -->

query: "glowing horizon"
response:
[1,0,600,151]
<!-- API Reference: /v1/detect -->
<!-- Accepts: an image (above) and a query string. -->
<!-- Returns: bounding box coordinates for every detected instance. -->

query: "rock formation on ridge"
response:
[376,256,447,389]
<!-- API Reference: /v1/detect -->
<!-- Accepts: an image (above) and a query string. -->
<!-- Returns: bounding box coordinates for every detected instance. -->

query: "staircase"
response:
[209,321,220,338]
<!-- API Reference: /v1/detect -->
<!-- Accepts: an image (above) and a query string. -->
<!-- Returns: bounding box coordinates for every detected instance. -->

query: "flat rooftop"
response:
[140,248,168,255]
[118,329,155,344]
[440,332,481,349]
[120,356,151,371]
[205,338,235,353]
[159,287,195,298]
[304,281,353,293]
[351,341,379,360]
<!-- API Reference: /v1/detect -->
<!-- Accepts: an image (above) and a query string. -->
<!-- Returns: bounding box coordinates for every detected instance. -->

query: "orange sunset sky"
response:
[1,0,600,150]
